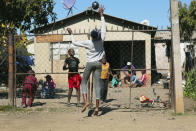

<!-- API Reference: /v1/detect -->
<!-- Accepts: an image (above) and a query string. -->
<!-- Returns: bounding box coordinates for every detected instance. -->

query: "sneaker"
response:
[22,104,27,108]
[76,103,83,107]
[67,103,71,107]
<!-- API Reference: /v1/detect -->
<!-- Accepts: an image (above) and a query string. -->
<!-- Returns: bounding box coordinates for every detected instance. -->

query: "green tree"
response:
[0,0,56,45]
[179,1,196,41]
[184,69,196,99]
[0,0,56,85]
[0,0,56,53]
[0,0,56,32]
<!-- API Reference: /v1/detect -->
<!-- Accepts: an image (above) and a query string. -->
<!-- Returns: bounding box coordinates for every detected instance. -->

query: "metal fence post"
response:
[129,31,134,109]
[51,43,53,73]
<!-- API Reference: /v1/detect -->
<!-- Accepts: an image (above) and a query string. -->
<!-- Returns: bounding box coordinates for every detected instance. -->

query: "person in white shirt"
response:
[67,6,106,116]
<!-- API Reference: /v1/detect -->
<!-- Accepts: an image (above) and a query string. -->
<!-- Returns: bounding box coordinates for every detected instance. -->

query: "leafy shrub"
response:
[184,69,196,99]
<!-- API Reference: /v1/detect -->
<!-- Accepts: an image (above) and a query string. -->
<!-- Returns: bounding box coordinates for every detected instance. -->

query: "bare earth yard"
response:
[0,87,196,131]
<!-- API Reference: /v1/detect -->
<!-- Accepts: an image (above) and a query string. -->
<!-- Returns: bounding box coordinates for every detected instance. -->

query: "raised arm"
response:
[67,28,89,48]
[99,6,106,40]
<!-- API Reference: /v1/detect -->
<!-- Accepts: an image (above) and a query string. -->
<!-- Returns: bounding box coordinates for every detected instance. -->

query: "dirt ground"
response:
[0,87,196,131]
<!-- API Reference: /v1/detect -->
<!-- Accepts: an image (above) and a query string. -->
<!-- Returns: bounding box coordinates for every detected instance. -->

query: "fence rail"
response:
[1,30,175,111]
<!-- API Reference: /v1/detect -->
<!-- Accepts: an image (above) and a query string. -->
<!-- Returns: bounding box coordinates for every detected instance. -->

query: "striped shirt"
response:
[23,75,38,89]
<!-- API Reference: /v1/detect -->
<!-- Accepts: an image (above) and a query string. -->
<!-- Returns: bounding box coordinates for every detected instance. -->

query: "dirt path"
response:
[1,109,196,131]
[0,88,196,131]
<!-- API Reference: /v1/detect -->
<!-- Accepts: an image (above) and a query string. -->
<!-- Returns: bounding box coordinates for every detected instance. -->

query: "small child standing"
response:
[63,49,82,107]
[100,56,112,102]
[21,70,38,108]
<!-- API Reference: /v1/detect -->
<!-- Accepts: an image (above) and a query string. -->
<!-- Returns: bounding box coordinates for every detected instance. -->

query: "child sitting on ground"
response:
[128,71,143,87]
[139,70,146,86]
[39,79,47,98]
[111,71,122,88]
[44,75,56,98]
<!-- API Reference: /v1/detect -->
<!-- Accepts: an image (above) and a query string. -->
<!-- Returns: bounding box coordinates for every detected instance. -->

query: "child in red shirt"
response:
[21,70,38,107]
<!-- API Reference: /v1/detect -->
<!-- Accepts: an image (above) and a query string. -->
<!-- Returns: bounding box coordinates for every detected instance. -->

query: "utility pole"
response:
[8,33,14,106]
[170,0,184,113]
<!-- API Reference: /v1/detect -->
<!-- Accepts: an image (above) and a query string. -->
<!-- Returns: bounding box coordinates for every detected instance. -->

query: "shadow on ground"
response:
[32,102,46,107]
[104,99,116,103]
[87,106,119,117]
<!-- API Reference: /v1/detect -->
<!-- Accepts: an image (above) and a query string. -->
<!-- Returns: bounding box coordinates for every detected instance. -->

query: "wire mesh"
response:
[0,30,175,111]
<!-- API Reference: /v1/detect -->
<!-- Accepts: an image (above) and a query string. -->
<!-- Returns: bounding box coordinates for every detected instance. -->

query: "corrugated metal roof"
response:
[31,8,157,33]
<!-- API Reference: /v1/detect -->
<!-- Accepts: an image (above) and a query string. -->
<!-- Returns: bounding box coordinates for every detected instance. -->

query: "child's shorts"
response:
[68,73,82,89]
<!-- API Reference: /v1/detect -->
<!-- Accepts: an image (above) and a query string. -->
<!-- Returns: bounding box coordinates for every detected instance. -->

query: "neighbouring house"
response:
[153,31,171,74]
[31,8,160,88]
[154,30,196,75]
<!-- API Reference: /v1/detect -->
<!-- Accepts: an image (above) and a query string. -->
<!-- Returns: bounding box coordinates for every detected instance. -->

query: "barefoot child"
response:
[63,48,82,107]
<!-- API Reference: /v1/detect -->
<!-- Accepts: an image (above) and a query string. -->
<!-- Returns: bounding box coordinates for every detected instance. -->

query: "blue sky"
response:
[54,0,192,29]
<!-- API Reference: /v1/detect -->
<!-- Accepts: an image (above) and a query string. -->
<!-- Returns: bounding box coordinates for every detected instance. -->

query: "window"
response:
[51,42,79,60]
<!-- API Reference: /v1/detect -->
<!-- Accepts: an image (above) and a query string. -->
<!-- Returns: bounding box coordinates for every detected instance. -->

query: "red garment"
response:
[140,95,153,103]
[22,75,38,107]
[45,79,56,88]
[68,73,82,89]
[140,74,146,84]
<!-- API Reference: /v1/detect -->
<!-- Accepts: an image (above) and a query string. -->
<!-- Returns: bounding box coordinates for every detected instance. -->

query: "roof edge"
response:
[31,9,157,33]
